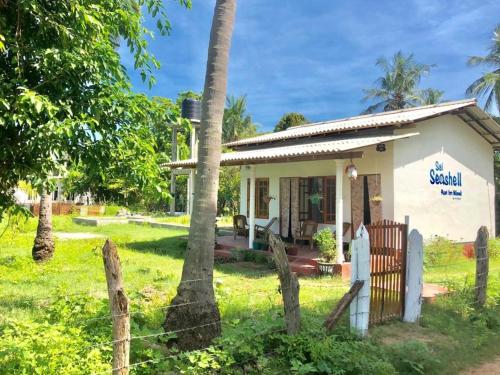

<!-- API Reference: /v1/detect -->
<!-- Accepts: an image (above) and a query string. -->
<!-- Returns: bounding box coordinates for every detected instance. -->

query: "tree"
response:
[362,51,438,113]
[222,95,257,143]
[64,95,191,210]
[32,190,54,262]
[0,1,188,218]
[419,88,444,105]
[466,25,500,112]
[274,112,309,132]
[163,0,237,350]
[218,166,240,215]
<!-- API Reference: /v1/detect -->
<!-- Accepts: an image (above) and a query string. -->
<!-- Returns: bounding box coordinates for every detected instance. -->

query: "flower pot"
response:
[318,261,335,275]
[253,240,268,251]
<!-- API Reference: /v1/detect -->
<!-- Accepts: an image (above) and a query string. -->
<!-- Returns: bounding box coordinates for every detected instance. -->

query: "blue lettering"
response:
[429,162,463,191]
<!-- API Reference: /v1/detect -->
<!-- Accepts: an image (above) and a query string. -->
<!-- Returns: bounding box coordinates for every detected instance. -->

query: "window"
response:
[299,176,336,224]
[246,178,270,219]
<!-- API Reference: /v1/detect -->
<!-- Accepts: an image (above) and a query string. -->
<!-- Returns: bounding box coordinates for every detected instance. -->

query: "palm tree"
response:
[466,25,500,112]
[163,0,236,350]
[419,88,444,105]
[274,112,308,132]
[32,189,54,261]
[222,95,256,143]
[363,51,434,113]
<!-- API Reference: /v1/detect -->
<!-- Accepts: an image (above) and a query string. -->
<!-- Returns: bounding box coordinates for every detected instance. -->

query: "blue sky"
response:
[120,0,500,132]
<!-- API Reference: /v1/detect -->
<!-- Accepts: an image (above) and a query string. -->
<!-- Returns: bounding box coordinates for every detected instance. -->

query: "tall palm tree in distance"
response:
[466,25,500,113]
[362,51,436,114]
[222,95,256,143]
[419,88,444,105]
[163,0,236,350]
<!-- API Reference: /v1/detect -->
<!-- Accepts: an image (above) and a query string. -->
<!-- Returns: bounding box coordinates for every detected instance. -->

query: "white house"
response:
[166,99,498,261]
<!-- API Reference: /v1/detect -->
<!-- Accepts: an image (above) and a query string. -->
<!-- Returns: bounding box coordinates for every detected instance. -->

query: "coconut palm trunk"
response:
[32,189,54,261]
[163,0,236,350]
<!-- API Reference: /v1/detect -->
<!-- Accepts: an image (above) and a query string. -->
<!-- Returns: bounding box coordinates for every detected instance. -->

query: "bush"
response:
[313,228,336,263]
[104,204,123,216]
[488,238,500,259]
[424,236,460,266]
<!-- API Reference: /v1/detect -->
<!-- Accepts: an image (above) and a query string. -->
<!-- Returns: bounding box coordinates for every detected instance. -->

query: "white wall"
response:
[239,143,395,237]
[394,115,495,241]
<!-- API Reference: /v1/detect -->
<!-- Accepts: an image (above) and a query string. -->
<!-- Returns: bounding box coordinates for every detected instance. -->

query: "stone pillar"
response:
[249,165,256,248]
[336,160,345,264]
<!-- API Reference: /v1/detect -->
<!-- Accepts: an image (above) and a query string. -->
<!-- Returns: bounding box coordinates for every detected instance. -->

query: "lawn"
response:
[0,216,499,374]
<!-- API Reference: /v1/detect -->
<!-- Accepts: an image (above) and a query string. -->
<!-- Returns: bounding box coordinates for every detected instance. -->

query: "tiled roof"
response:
[164,133,419,168]
[223,99,478,148]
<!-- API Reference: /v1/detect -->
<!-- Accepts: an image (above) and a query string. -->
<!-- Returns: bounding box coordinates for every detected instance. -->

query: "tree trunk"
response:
[163,0,236,350]
[32,189,54,261]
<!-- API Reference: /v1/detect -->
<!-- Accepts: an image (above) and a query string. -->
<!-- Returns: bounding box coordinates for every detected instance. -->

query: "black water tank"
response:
[181,99,201,121]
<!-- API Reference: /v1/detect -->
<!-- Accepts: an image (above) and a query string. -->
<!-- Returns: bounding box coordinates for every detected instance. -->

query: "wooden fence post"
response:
[349,224,370,336]
[403,229,423,322]
[474,226,489,307]
[269,233,301,334]
[102,240,130,375]
[325,280,364,332]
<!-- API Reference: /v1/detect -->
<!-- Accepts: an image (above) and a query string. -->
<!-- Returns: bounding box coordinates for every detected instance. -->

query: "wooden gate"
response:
[366,220,408,325]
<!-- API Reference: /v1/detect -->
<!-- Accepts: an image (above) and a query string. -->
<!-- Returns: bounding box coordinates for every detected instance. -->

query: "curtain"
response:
[367,175,382,223]
[350,174,382,232]
[351,177,364,232]
[280,178,290,236]
[291,177,300,238]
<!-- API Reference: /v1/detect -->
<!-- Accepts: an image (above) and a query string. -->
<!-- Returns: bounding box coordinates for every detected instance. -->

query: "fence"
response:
[366,220,408,325]
[4,225,497,374]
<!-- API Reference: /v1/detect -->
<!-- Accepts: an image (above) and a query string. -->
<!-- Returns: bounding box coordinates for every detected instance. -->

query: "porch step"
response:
[290,260,319,276]
[422,283,448,304]
[214,248,233,259]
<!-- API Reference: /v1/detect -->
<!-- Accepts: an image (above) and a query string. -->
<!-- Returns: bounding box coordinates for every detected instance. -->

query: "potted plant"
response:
[308,192,323,206]
[370,195,383,205]
[252,238,268,251]
[313,228,337,275]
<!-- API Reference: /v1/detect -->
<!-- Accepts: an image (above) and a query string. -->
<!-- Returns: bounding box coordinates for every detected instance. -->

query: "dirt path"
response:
[461,356,500,375]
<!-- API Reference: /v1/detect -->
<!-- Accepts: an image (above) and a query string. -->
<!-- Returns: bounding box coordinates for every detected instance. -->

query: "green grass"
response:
[1,216,500,374]
[0,216,345,338]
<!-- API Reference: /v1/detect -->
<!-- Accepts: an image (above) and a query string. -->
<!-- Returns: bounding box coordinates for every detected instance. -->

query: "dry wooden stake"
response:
[474,226,489,307]
[269,233,301,334]
[102,240,130,375]
[325,280,364,332]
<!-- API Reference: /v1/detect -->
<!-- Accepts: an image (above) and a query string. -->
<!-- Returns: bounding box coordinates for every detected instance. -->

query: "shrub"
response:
[313,228,336,263]
[104,204,123,216]
[488,238,500,259]
[424,236,460,266]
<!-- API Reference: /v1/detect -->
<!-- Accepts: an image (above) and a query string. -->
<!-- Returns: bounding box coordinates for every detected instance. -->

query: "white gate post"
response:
[403,229,423,322]
[350,224,370,336]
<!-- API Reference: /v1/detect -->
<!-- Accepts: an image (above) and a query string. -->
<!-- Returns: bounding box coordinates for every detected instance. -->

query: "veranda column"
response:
[248,165,256,248]
[187,126,197,215]
[169,126,177,215]
[335,160,345,264]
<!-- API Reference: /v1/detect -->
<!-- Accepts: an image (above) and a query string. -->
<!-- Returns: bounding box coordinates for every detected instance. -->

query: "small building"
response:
[166,99,498,260]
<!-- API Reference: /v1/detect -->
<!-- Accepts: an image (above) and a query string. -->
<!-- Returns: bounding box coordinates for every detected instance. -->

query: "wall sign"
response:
[429,161,462,199]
